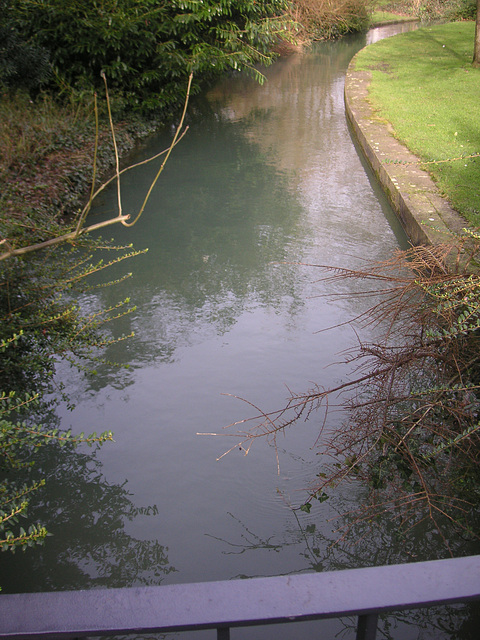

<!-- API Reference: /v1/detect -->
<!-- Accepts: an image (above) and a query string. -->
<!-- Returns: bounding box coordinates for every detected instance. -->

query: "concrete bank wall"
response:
[344,59,466,246]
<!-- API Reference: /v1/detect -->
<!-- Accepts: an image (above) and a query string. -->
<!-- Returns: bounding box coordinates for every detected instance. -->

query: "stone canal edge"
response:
[344,60,467,246]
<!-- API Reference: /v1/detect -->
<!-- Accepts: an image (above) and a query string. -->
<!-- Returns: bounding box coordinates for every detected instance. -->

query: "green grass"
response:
[370,10,414,25]
[354,22,480,225]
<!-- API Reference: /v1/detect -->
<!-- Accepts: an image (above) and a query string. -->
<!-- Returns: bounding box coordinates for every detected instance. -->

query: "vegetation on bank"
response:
[285,0,369,41]
[0,92,161,252]
[2,0,295,114]
[354,21,480,224]
[1,0,295,249]
[371,0,477,24]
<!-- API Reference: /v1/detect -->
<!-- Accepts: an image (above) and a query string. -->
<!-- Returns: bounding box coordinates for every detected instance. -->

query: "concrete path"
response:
[344,60,467,246]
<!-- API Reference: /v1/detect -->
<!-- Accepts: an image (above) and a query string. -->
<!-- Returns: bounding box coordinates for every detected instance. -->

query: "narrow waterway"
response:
[3,22,478,639]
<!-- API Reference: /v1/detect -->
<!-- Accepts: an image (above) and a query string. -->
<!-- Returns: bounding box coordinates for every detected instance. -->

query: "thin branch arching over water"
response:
[0,73,193,261]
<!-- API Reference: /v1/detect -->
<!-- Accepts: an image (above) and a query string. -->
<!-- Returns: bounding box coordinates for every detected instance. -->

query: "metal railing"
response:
[1,555,479,640]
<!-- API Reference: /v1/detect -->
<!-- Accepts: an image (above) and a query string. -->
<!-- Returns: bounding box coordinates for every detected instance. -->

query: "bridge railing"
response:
[1,555,479,640]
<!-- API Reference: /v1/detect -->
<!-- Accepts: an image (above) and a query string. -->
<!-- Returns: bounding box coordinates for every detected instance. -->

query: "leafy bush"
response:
[0,391,112,554]
[446,0,477,19]
[0,241,142,390]
[369,0,476,21]
[0,0,50,92]
[6,0,293,113]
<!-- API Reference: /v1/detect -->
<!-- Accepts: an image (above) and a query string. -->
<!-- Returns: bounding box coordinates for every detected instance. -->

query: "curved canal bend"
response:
[4,22,477,640]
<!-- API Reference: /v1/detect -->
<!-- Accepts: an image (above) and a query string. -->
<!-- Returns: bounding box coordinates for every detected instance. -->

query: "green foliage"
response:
[0,0,51,92]
[447,0,478,20]
[372,0,476,20]
[6,0,292,113]
[415,0,477,20]
[423,279,480,338]
[0,238,144,554]
[0,242,142,392]
[420,230,480,339]
[0,391,113,553]
[323,239,480,542]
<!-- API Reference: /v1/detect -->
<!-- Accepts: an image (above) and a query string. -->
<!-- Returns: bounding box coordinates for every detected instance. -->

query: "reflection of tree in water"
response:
[207,506,479,640]
[0,442,176,593]
[206,512,288,564]
[79,111,308,375]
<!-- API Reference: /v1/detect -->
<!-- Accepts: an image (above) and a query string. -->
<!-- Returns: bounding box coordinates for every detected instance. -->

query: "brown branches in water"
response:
[200,238,480,550]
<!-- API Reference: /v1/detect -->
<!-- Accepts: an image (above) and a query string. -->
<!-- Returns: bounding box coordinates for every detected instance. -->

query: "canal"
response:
[2,22,478,639]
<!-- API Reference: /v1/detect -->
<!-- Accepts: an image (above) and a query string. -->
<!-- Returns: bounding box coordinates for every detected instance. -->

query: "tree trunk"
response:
[474,0,480,67]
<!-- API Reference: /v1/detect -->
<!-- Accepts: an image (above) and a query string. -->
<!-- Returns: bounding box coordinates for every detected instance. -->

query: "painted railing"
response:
[1,555,479,639]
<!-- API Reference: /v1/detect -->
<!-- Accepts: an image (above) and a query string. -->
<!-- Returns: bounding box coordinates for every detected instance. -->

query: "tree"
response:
[474,0,480,67]
[6,0,293,112]
[0,0,50,92]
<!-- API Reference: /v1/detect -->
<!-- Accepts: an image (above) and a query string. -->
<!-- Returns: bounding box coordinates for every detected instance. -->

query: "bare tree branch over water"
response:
[200,237,480,551]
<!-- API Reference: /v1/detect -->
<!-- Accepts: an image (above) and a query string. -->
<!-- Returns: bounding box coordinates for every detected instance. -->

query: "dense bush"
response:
[0,1,50,92]
[381,0,477,21]
[288,0,370,41]
[4,0,292,113]
[446,0,478,19]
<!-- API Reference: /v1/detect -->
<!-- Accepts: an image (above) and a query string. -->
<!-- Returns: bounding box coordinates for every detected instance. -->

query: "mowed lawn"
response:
[353,22,480,225]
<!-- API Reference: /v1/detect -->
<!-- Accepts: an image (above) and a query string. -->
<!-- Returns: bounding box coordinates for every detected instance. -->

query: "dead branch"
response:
[202,240,480,549]
[0,73,194,262]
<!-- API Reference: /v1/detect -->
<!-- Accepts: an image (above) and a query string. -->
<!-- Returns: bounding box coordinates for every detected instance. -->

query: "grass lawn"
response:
[353,21,480,226]
[370,10,415,25]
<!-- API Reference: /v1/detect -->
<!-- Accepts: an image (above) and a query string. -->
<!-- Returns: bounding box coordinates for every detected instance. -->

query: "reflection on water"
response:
[1,443,176,593]
[1,21,478,639]
[366,21,418,44]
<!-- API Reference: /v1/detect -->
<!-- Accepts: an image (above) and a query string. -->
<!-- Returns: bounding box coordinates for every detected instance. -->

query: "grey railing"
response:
[1,555,479,639]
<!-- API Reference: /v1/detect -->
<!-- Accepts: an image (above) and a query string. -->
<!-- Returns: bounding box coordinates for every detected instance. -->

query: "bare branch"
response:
[203,240,480,549]
[0,73,194,261]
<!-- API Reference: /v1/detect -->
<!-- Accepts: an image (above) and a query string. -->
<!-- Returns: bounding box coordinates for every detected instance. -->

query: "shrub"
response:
[0,1,50,92]
[6,0,293,113]
[289,0,371,41]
